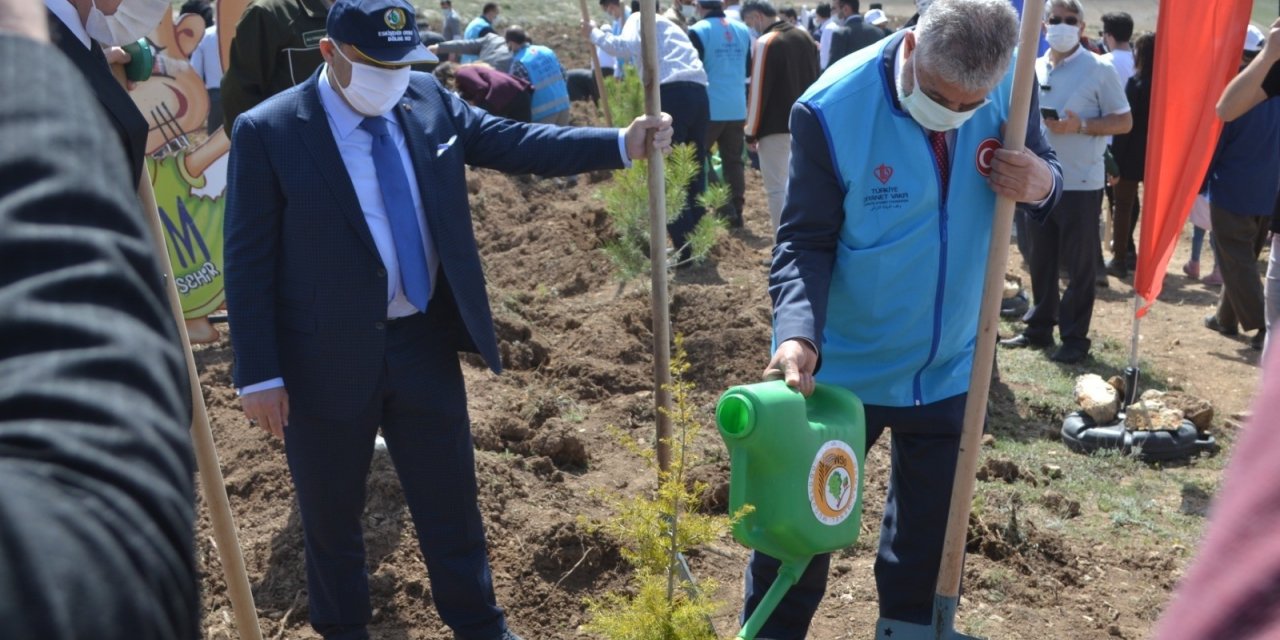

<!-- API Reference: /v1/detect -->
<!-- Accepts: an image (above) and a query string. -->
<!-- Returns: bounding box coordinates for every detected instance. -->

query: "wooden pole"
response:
[934,0,1045,602]
[638,0,672,475]
[136,174,264,640]
[578,0,614,126]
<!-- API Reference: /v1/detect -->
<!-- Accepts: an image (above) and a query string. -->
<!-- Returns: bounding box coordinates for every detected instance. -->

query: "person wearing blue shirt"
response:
[746,0,1062,636]
[1202,36,1280,352]
[689,0,752,226]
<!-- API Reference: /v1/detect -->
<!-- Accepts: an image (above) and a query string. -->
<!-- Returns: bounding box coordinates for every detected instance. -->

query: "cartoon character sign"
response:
[129,5,243,343]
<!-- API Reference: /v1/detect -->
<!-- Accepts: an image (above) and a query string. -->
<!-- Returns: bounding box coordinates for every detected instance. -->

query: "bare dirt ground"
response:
[196,22,1268,640]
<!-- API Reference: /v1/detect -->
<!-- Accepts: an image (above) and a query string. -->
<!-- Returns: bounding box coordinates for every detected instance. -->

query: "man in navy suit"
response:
[223,0,673,637]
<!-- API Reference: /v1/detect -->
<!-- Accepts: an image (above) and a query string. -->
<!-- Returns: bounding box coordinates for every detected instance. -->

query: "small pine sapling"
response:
[583,337,752,640]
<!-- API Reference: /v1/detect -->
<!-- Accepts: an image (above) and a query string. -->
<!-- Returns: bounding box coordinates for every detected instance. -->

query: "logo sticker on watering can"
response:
[808,441,859,525]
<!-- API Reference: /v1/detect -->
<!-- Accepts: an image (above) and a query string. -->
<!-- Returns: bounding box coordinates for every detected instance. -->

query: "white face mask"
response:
[1045,23,1080,53]
[84,0,169,46]
[681,4,696,18]
[897,56,987,132]
[915,0,933,16]
[332,46,412,117]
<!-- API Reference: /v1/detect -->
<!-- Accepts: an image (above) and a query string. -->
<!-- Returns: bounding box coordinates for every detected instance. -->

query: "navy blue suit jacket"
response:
[225,70,624,419]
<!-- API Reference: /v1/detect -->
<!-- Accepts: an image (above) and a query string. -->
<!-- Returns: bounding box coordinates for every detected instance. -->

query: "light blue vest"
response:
[514,45,570,121]
[689,16,751,122]
[461,16,490,63]
[798,35,1015,407]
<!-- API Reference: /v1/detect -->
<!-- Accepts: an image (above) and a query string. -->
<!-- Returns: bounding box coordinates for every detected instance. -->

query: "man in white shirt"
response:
[817,2,839,68]
[1099,11,1134,83]
[190,22,224,132]
[586,1,712,261]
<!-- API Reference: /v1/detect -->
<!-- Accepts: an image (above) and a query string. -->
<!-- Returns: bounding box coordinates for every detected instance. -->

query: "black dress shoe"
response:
[1049,344,1089,364]
[1252,329,1267,350]
[1204,314,1239,336]
[1105,258,1129,278]
[1000,333,1054,349]
[456,631,523,640]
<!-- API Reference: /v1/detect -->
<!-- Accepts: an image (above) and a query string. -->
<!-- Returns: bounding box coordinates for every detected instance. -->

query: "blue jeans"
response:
[742,393,969,638]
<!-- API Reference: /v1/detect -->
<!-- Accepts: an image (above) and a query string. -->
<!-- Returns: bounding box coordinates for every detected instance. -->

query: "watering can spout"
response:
[736,559,809,640]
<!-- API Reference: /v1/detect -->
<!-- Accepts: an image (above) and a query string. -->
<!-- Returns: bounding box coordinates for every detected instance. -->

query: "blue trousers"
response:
[284,310,506,640]
[742,393,968,639]
[660,80,709,253]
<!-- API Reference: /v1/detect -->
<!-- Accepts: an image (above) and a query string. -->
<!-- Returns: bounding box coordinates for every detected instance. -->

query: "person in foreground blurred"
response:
[0,3,198,638]
[1154,345,1280,639]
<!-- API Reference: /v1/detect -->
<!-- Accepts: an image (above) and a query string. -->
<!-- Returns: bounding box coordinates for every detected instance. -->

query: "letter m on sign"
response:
[160,199,211,270]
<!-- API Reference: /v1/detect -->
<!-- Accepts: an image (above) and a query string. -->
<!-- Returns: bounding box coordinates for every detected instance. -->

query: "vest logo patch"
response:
[976,137,1001,178]
[873,163,893,184]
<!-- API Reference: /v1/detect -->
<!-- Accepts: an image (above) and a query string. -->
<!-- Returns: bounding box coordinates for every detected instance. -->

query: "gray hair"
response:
[914,0,1018,93]
[1044,0,1084,20]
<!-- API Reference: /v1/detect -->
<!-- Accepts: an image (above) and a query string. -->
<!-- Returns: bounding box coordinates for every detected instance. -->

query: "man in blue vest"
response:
[505,28,571,125]
[689,0,752,227]
[744,0,1062,637]
[460,1,499,62]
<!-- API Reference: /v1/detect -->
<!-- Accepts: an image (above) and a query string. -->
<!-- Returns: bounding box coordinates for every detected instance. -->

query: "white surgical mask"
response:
[1045,23,1080,53]
[84,0,169,46]
[897,57,987,132]
[332,46,412,116]
[680,4,696,18]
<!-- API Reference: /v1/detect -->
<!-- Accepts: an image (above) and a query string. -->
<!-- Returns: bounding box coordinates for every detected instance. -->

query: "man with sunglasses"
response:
[1003,0,1130,364]
[745,0,1061,636]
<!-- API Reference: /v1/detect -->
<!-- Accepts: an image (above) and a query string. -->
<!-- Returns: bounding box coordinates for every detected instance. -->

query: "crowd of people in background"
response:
[204,0,1280,367]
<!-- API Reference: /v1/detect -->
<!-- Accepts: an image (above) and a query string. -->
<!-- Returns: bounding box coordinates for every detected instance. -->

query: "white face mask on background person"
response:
[1045,23,1080,53]
[680,3,696,19]
[332,46,412,117]
[897,57,987,132]
[915,0,934,17]
[84,0,169,46]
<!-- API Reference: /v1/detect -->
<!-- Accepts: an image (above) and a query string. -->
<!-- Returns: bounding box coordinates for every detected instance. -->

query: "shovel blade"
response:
[875,595,983,640]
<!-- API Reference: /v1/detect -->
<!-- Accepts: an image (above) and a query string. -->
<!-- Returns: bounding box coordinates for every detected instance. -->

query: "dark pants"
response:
[207,87,223,134]
[495,90,533,123]
[661,81,709,253]
[285,311,506,640]
[1023,189,1103,351]
[743,393,968,638]
[1110,178,1141,265]
[706,119,746,219]
[1212,203,1271,332]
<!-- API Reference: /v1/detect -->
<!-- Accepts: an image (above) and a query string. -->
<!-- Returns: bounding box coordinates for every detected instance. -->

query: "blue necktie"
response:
[359,116,431,313]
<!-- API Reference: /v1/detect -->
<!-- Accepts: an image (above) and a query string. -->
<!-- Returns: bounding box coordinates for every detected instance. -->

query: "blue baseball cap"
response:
[327,0,437,66]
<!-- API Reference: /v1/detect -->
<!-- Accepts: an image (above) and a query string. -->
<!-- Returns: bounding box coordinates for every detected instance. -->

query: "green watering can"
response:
[716,380,867,640]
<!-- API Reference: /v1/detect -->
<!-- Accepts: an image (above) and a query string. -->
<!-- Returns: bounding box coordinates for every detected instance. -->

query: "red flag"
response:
[1134,0,1253,317]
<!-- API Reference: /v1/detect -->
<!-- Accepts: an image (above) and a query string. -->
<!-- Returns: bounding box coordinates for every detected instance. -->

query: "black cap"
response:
[327,0,437,66]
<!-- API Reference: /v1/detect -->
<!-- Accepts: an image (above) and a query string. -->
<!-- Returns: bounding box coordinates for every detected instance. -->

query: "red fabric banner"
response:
[1134,0,1253,317]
